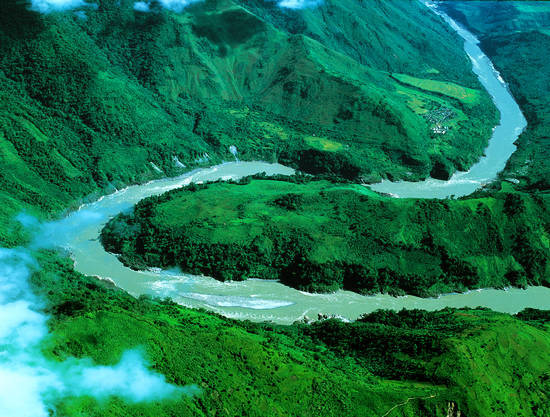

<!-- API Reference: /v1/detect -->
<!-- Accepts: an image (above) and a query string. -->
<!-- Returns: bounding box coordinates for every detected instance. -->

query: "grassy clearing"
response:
[392,73,481,105]
[304,136,344,152]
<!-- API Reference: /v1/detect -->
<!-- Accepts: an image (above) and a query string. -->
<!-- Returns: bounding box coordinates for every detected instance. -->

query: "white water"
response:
[57,162,550,325]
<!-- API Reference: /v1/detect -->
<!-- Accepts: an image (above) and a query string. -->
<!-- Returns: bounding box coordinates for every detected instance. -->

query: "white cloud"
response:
[0,239,194,414]
[64,350,199,401]
[134,1,151,12]
[134,0,203,13]
[30,0,90,13]
[0,366,61,417]
[31,0,320,16]
[277,0,323,9]
[158,0,203,12]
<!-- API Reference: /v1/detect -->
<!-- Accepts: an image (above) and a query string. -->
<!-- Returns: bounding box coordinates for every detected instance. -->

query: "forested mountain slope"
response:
[1,2,548,416]
[100,175,550,296]
[35,254,550,417]
[0,0,496,244]
[441,0,550,192]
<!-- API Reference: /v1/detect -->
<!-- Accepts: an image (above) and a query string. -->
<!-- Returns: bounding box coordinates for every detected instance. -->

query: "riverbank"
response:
[50,161,548,324]
[100,176,550,300]
[33,251,550,417]
[70,3,548,323]
[370,1,527,198]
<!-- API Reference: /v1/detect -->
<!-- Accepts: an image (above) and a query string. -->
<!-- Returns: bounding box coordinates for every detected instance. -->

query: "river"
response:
[370,2,527,198]
[59,162,550,325]
[58,5,548,324]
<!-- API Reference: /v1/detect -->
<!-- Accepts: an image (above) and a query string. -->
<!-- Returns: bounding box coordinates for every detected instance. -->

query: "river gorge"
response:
[56,4,548,324]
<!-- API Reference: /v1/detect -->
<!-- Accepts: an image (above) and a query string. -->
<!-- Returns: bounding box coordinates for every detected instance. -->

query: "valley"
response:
[0,0,497,245]
[100,175,549,297]
[0,1,549,417]
[93,2,548,313]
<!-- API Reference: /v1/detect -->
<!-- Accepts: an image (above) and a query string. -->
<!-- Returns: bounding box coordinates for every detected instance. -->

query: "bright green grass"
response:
[433,311,550,417]
[304,135,344,152]
[392,74,481,105]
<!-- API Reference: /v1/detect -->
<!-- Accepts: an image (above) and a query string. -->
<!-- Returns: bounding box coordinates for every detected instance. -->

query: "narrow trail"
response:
[380,394,438,417]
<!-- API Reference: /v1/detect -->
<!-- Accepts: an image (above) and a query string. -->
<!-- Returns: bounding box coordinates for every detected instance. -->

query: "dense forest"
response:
[441,1,550,193]
[101,175,550,296]
[0,1,549,416]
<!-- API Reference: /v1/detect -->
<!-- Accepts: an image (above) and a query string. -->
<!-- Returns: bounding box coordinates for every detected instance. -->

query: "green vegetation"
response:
[392,74,481,105]
[32,250,550,417]
[0,0,497,244]
[0,1,548,415]
[441,1,550,193]
[101,176,550,295]
[303,135,344,152]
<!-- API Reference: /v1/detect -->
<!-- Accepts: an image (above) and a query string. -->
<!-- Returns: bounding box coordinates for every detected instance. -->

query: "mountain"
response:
[0,0,496,242]
[1,1,549,416]
[440,0,550,192]
[36,255,550,417]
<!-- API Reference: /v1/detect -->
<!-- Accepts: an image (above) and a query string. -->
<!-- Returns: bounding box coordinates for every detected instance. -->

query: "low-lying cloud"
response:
[276,0,323,9]
[131,0,322,14]
[134,1,151,12]
[63,350,200,402]
[30,0,90,13]
[158,0,203,12]
[133,0,203,13]
[30,0,322,15]
[0,217,196,415]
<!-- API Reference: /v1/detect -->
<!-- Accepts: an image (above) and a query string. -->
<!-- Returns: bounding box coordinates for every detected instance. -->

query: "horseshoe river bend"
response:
[54,6,549,324]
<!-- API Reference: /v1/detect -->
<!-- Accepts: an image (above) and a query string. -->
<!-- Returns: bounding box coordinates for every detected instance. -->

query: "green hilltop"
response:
[100,175,550,296]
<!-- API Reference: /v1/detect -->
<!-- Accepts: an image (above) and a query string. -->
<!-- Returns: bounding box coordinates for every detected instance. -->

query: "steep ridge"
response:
[440,0,550,192]
[0,2,548,416]
[0,0,496,243]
